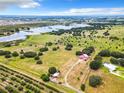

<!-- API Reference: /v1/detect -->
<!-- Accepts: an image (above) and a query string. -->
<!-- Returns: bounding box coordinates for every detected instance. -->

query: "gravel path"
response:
[64,59,84,93]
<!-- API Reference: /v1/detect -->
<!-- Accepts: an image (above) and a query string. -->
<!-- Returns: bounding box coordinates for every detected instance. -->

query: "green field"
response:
[0,25,124,93]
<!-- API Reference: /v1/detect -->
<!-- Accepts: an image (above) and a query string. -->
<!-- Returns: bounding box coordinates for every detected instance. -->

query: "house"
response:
[52,72,60,78]
[103,63,117,71]
[79,54,89,61]
[50,72,60,83]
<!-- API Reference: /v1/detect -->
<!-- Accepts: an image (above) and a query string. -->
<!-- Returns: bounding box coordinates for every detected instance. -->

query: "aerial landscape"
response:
[0,0,124,93]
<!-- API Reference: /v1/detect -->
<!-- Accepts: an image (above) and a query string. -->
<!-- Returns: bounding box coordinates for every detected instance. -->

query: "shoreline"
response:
[0,23,89,42]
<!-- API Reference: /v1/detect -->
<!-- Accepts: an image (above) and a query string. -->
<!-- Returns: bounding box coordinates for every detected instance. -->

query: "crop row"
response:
[0,64,63,93]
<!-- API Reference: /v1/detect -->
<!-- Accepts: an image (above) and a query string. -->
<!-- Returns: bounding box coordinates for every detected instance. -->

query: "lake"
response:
[0,23,89,42]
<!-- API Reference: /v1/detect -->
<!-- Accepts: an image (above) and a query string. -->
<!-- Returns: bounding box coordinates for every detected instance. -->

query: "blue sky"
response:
[0,0,124,15]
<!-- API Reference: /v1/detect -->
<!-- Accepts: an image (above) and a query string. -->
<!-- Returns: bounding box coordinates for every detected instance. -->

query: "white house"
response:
[103,63,117,71]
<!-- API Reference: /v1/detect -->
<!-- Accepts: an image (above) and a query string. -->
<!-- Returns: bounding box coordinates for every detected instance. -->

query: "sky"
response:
[0,0,124,16]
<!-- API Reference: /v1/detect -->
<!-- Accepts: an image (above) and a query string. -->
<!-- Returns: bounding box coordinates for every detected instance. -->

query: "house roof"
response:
[103,63,117,71]
[52,72,60,77]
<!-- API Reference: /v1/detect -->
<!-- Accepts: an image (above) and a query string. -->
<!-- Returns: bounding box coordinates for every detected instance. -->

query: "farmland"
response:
[0,23,124,93]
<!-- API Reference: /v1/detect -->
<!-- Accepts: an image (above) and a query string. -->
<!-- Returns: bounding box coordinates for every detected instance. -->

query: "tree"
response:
[5,54,11,58]
[24,52,37,58]
[118,58,124,67]
[65,44,73,51]
[111,51,124,58]
[89,75,102,87]
[52,47,57,51]
[36,60,43,64]
[98,49,110,57]
[4,51,11,55]
[38,52,43,56]
[34,56,40,60]
[46,42,53,46]
[110,57,118,65]
[15,28,20,32]
[41,74,50,82]
[90,61,102,70]
[80,84,85,91]
[4,42,11,47]
[0,50,6,56]
[94,55,102,61]
[48,67,57,74]
[12,51,19,57]
[18,86,23,91]
[82,46,95,55]
[76,51,82,56]
[20,50,24,54]
[103,31,110,36]
[109,36,119,40]
[0,88,8,93]
[20,55,25,59]
[40,47,48,52]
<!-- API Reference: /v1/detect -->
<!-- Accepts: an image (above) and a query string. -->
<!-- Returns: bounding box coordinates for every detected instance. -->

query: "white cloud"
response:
[40,8,124,16]
[0,0,40,9]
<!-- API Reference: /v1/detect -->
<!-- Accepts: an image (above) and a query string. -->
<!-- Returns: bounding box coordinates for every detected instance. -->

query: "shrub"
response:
[80,84,85,91]
[38,52,43,56]
[1,77,6,81]
[0,50,6,56]
[5,85,18,93]
[40,47,48,52]
[103,31,110,36]
[110,57,118,65]
[90,61,102,70]
[20,55,25,59]
[20,81,26,86]
[12,51,19,57]
[94,55,102,61]
[111,51,124,58]
[82,46,95,55]
[76,51,82,56]
[4,42,11,47]
[46,42,53,46]
[109,36,119,40]
[25,90,32,93]
[20,50,24,54]
[4,51,11,55]
[36,60,43,64]
[41,74,50,82]
[18,86,23,91]
[98,49,110,57]
[52,47,57,51]
[24,52,37,58]
[34,56,40,60]
[89,75,102,87]
[65,44,73,51]
[5,54,12,58]
[118,58,124,67]
[48,67,57,74]
[0,88,8,93]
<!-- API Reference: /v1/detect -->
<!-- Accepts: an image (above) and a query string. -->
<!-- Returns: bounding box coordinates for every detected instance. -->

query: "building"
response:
[79,54,89,61]
[103,63,117,71]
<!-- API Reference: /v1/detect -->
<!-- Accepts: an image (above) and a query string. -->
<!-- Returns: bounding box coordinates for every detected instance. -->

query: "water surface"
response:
[0,23,89,42]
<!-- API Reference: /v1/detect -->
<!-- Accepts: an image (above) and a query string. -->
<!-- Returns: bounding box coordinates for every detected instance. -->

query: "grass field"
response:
[0,25,124,93]
[85,70,124,93]
[0,34,78,93]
